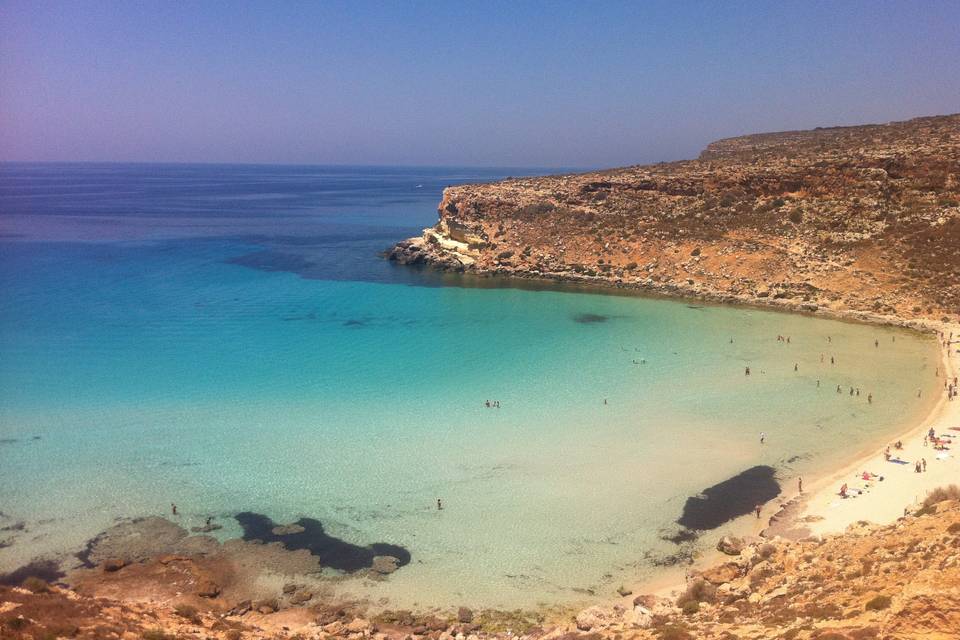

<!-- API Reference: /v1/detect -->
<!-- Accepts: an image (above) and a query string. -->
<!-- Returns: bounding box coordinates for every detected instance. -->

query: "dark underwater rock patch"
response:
[226,250,317,274]
[0,559,64,586]
[660,528,699,544]
[573,313,608,324]
[235,512,410,573]
[677,465,781,531]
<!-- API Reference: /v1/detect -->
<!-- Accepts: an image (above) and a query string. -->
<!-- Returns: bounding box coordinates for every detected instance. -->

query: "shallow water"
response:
[0,163,941,608]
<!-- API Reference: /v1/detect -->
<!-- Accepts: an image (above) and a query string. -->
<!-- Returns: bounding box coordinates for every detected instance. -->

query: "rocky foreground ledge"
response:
[389,114,960,326]
[3,497,960,639]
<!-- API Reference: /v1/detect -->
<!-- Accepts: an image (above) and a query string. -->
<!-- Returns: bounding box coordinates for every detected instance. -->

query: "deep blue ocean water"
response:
[0,163,941,608]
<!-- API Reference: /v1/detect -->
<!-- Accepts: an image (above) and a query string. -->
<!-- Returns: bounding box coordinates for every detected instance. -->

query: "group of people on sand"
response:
[884,441,904,461]
[484,400,501,408]
[924,427,954,451]
[839,470,884,499]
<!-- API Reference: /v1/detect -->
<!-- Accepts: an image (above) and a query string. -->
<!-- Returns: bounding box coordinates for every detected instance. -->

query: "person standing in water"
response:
[745,366,751,376]
[171,503,178,516]
[437,498,443,510]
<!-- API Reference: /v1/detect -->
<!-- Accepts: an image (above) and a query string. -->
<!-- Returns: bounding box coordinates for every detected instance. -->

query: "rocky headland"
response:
[389,114,959,327]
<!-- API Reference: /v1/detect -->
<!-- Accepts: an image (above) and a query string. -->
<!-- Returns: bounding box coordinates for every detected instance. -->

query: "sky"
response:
[1,0,958,168]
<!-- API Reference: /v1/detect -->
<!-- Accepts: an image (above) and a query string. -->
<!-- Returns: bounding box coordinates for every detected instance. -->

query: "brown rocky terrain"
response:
[3,497,959,640]
[389,114,960,325]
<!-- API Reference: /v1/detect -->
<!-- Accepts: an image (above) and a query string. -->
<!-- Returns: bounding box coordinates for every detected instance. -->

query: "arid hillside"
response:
[390,114,960,323]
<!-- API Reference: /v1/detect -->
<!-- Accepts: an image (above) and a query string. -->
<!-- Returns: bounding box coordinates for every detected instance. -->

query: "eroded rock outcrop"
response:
[390,114,960,325]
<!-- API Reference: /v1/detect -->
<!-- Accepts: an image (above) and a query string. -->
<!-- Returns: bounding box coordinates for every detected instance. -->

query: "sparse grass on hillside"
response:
[922,484,960,508]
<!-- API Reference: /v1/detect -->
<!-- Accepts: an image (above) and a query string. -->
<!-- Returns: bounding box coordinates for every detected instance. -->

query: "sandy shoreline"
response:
[786,321,959,537]
[613,319,959,609]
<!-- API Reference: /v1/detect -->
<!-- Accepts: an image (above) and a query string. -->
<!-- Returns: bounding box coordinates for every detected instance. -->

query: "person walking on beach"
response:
[922,458,927,472]
[760,432,766,444]
[745,366,751,376]
[755,504,762,519]
[798,477,803,493]
[817,379,820,388]
[794,363,798,372]
[831,356,835,365]
[868,393,873,404]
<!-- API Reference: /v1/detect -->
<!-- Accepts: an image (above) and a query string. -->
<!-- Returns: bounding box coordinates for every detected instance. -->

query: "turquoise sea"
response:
[0,164,941,608]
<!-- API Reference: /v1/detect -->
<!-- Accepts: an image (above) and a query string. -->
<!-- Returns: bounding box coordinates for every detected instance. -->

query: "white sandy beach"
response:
[620,322,960,607]
[789,322,960,536]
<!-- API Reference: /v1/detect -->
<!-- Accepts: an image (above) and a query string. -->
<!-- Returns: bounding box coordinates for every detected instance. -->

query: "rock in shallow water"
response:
[271,524,306,536]
[371,555,400,574]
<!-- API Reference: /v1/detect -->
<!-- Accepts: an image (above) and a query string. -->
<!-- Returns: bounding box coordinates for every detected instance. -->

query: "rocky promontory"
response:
[389,114,960,325]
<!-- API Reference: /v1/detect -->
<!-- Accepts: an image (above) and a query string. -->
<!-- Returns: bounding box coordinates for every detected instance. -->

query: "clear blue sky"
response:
[1,0,958,168]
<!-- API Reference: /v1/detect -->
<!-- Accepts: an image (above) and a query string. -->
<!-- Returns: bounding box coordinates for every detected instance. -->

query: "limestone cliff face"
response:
[389,114,960,323]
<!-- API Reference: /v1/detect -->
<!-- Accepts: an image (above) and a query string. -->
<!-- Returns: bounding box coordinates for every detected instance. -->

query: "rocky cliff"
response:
[389,114,960,323]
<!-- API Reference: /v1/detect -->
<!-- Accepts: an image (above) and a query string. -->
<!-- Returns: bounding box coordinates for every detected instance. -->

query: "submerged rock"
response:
[371,555,400,575]
[271,523,306,536]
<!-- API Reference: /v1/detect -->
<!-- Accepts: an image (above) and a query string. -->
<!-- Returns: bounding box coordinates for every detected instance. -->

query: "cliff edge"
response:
[389,114,960,324]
